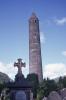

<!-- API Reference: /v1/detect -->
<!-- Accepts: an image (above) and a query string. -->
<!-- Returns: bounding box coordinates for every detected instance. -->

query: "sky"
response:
[0,0,66,80]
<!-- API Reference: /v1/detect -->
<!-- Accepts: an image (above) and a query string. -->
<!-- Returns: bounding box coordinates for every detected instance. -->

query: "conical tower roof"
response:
[29,12,38,20]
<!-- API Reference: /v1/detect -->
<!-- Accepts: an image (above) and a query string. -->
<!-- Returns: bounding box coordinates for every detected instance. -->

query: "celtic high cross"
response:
[14,58,25,74]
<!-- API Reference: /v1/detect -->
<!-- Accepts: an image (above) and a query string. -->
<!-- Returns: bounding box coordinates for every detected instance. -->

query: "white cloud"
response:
[54,17,66,25]
[43,63,66,79]
[0,61,29,80]
[62,51,66,56]
[0,62,17,80]
[40,32,46,44]
[0,60,66,80]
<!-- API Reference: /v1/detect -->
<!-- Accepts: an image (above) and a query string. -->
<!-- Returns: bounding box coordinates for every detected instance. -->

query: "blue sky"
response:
[0,0,66,79]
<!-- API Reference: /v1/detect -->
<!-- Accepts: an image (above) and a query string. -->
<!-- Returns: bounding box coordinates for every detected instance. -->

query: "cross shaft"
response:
[14,58,25,74]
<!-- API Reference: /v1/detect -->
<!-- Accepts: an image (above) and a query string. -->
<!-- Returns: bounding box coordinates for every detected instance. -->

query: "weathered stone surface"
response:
[30,92,33,100]
[48,91,62,100]
[63,97,66,100]
[60,88,66,99]
[29,13,43,82]
[15,91,26,100]
[42,97,47,100]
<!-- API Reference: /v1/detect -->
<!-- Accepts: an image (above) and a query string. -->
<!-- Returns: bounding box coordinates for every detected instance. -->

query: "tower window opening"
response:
[35,20,37,23]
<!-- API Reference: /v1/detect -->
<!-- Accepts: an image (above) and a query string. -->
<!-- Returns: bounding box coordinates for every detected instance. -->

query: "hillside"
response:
[0,72,10,83]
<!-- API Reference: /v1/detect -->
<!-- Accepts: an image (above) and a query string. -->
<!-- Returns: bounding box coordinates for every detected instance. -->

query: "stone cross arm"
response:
[14,62,25,67]
[14,58,26,74]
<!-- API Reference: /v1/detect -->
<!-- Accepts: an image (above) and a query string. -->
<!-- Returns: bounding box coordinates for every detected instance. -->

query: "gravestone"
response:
[30,92,33,100]
[6,58,33,100]
[15,91,26,100]
[42,97,47,100]
[63,97,66,100]
[47,91,62,100]
[60,88,66,99]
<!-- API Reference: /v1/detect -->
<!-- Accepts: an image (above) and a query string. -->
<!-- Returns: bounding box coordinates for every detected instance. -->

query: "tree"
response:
[0,83,5,94]
[63,76,66,88]
[57,77,63,91]
[27,73,39,99]
[37,88,44,100]
[45,79,57,95]
[37,78,58,100]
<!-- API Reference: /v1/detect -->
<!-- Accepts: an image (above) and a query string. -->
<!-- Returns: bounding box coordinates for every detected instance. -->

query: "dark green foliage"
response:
[37,78,57,99]
[27,73,39,98]
[0,83,5,94]
[37,88,44,100]
[0,72,10,96]
[62,77,66,87]
[57,76,66,90]
[57,77,63,91]
[0,72,66,100]
[45,79,57,96]
[37,76,66,100]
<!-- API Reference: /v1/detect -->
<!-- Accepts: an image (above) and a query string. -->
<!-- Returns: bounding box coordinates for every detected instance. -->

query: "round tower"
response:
[29,13,43,82]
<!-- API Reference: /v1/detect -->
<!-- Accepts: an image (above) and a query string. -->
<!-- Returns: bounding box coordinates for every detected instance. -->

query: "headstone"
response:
[42,97,47,100]
[30,92,33,100]
[60,88,66,99]
[15,91,26,100]
[63,97,66,100]
[6,58,33,100]
[48,91,62,100]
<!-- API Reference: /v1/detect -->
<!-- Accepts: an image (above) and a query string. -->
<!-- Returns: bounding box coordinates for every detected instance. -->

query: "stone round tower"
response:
[29,13,43,82]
